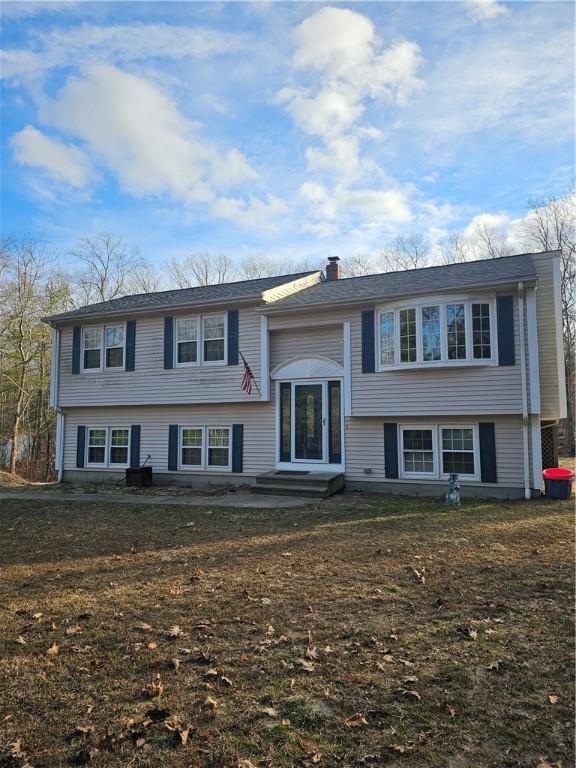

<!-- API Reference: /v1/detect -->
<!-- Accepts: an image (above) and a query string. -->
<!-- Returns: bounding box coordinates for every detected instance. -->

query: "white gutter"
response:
[518,282,531,499]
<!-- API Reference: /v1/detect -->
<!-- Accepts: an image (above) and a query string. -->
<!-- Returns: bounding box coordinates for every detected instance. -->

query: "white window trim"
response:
[178,425,232,471]
[86,426,131,468]
[174,312,228,368]
[376,296,497,371]
[398,423,480,481]
[174,317,200,368]
[81,323,126,373]
[399,424,439,479]
[439,423,480,481]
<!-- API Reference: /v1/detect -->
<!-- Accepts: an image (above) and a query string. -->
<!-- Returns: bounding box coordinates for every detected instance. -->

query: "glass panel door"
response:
[294,384,324,461]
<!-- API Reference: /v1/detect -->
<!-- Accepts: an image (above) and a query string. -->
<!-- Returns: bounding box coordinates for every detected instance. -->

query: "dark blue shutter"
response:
[497,296,515,366]
[76,425,86,468]
[168,424,178,471]
[164,317,174,369]
[361,310,376,373]
[72,326,81,374]
[383,422,399,479]
[479,422,497,483]
[125,320,136,371]
[232,424,244,473]
[227,310,239,366]
[130,425,141,468]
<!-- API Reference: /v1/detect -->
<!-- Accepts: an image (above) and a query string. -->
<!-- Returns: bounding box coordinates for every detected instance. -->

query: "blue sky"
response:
[1,0,574,270]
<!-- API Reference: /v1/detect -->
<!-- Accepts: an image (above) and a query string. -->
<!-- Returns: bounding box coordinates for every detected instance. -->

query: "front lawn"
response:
[0,495,573,767]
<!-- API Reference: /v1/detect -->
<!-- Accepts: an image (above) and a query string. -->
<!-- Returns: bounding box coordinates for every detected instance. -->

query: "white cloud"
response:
[1,22,244,80]
[277,7,422,178]
[38,63,256,205]
[0,1,77,19]
[466,0,508,22]
[10,125,92,188]
[211,195,289,232]
[400,7,573,150]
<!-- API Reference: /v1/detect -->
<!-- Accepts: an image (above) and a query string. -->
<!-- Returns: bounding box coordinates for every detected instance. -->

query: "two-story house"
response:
[45,250,567,499]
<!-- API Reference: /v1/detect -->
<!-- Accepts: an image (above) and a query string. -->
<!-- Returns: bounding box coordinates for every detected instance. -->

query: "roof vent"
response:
[326,256,340,281]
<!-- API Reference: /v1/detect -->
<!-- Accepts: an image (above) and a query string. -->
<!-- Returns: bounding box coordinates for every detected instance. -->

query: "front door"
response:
[294,383,324,461]
[278,380,342,466]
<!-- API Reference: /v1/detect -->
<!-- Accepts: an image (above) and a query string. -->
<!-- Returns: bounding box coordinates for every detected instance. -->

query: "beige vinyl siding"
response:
[266,291,524,416]
[62,403,276,475]
[270,325,344,370]
[58,306,262,407]
[532,253,565,419]
[344,414,526,488]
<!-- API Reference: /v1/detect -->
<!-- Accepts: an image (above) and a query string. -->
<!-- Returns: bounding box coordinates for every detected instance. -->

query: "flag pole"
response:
[239,351,261,395]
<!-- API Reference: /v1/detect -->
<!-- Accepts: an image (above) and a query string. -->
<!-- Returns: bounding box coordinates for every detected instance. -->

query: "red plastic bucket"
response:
[542,468,574,500]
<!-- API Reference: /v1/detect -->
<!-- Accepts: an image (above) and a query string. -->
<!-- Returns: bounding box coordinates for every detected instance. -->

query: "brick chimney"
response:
[326,256,341,281]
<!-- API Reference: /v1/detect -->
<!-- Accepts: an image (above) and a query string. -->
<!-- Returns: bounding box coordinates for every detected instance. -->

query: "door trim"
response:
[275,378,345,471]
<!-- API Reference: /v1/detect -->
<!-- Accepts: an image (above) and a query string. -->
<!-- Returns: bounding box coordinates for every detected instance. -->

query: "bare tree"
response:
[167,252,238,288]
[474,222,513,259]
[240,253,282,280]
[0,237,69,474]
[379,234,431,272]
[520,193,576,451]
[340,254,378,277]
[70,233,149,305]
[127,264,162,294]
[440,232,478,265]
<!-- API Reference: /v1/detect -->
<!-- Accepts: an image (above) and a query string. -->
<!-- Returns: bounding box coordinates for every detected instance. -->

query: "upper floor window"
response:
[175,313,226,366]
[378,299,495,369]
[82,324,125,371]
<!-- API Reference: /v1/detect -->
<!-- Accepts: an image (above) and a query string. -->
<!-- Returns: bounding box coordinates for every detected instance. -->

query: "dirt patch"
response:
[0,495,573,767]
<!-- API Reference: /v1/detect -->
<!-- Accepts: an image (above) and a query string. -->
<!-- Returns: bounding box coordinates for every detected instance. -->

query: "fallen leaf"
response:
[296,658,315,672]
[446,705,456,718]
[306,646,318,660]
[142,674,163,699]
[15,636,27,645]
[238,760,258,768]
[401,689,421,702]
[547,694,559,705]
[204,696,219,712]
[486,660,501,671]
[47,643,59,656]
[170,658,180,671]
[344,712,368,728]
[134,622,153,631]
[147,642,158,650]
[168,625,183,638]
[260,707,279,718]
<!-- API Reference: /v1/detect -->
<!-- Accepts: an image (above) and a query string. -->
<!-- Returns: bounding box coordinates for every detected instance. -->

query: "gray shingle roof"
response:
[45,271,319,323]
[262,252,541,312]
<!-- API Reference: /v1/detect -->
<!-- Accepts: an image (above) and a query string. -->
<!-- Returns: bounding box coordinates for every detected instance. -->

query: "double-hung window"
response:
[87,426,130,467]
[378,299,495,369]
[176,318,199,364]
[82,324,126,371]
[82,328,102,370]
[203,316,226,362]
[179,426,231,470]
[399,424,479,480]
[175,314,226,366]
[400,427,437,477]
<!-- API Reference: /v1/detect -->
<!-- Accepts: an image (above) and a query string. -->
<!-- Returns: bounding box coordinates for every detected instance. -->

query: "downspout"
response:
[50,328,64,482]
[56,410,64,483]
[518,282,530,499]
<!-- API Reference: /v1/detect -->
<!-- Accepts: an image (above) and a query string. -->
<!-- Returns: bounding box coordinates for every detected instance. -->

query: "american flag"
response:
[241,356,254,394]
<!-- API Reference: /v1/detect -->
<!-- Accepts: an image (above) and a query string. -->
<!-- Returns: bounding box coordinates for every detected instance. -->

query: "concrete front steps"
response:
[252,470,345,499]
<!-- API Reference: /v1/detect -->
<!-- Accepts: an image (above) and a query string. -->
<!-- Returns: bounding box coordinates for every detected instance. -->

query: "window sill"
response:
[378,359,497,372]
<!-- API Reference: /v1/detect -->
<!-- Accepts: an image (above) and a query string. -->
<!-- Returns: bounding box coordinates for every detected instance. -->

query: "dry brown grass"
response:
[0,494,573,768]
[0,470,31,489]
